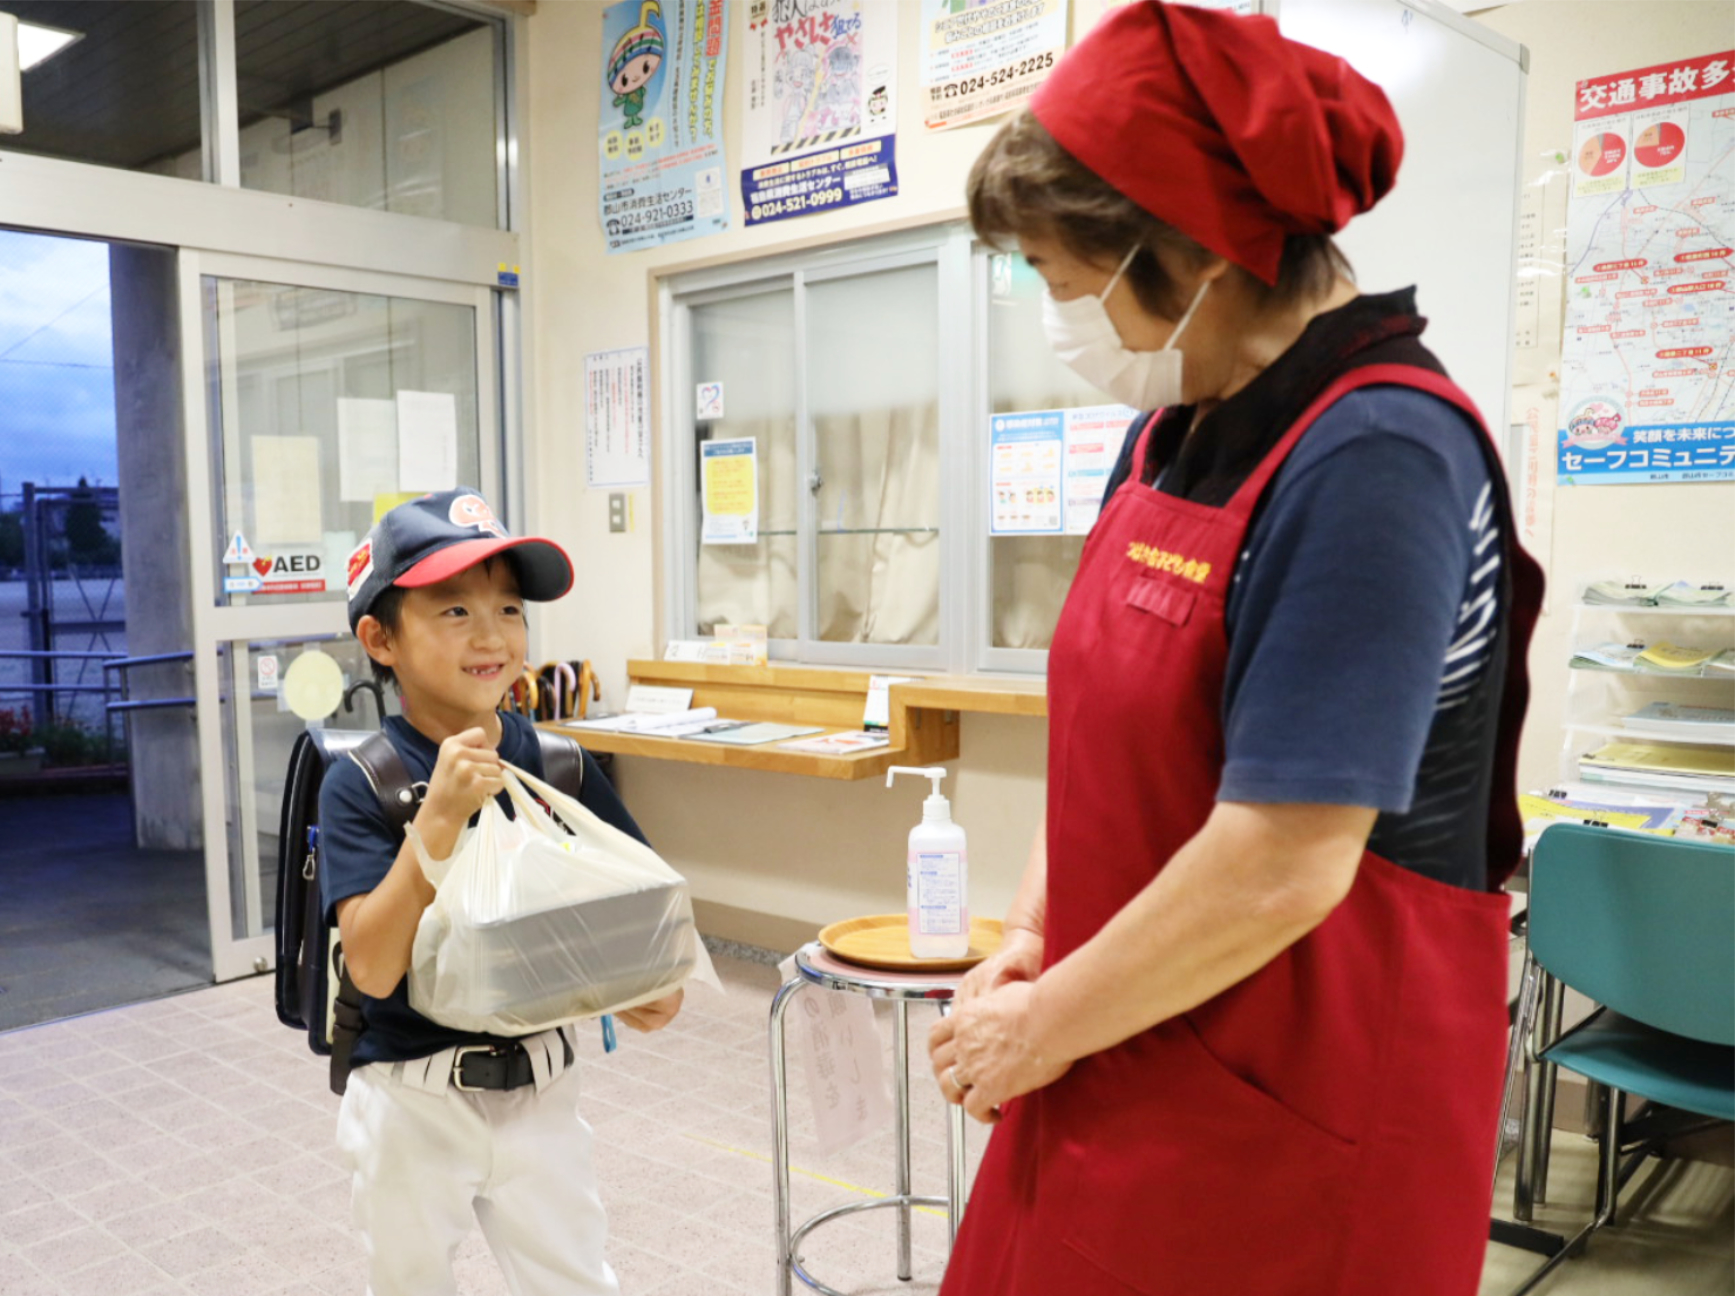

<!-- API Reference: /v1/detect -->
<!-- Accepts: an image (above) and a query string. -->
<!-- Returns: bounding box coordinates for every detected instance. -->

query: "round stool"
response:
[769,942,970,1296]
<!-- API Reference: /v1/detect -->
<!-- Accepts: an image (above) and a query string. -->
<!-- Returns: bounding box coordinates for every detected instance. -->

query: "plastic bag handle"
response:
[499,764,577,837]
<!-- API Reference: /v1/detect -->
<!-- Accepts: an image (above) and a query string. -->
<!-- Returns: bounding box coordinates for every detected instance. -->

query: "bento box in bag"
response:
[407,763,719,1035]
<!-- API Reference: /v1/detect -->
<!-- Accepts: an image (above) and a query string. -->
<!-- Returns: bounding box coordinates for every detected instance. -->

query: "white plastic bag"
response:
[407,762,720,1034]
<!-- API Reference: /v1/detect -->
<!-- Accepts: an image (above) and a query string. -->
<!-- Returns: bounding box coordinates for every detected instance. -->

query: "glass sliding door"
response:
[184,252,498,979]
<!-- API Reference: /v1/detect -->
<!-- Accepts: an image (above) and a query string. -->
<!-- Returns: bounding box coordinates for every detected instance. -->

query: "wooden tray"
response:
[818,915,1003,973]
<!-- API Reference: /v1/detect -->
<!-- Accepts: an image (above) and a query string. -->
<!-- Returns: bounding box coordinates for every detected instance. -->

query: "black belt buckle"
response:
[451,1035,572,1092]
[453,1043,518,1092]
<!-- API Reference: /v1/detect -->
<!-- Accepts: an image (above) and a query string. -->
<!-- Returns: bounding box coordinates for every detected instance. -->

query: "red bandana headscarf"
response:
[1031,1,1404,285]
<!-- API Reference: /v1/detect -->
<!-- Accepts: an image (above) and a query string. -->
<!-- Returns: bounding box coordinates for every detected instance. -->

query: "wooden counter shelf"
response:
[539,660,1047,782]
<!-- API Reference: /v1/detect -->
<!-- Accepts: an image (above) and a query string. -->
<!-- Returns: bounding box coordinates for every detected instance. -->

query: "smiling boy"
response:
[321,488,679,1295]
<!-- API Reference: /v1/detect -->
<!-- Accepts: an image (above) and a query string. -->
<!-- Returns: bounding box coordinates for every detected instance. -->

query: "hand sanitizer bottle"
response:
[886,766,969,959]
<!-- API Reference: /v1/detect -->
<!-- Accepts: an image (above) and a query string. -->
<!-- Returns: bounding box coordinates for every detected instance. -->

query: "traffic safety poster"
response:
[1559,50,1735,484]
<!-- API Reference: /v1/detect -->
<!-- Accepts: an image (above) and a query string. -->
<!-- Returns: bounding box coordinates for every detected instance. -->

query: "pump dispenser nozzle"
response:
[886,765,952,822]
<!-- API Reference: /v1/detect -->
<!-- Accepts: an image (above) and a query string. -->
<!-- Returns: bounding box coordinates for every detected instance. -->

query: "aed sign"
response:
[250,551,328,596]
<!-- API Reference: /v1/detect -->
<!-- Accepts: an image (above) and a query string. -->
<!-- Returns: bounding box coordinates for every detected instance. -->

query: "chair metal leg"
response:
[939,999,967,1251]
[1534,975,1566,1203]
[1516,971,1565,1220]
[1595,1087,1624,1229]
[770,976,805,1296]
[893,999,912,1282]
[1498,953,1544,1177]
[1509,1083,1633,1296]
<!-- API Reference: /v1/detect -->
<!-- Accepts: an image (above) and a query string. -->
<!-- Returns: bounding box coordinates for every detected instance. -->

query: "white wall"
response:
[521,0,1735,942]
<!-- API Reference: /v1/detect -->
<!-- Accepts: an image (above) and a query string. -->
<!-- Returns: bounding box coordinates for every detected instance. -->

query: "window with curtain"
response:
[666,227,1126,675]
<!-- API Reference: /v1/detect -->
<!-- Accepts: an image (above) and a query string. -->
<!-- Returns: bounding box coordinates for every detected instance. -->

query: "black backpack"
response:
[273,725,587,1095]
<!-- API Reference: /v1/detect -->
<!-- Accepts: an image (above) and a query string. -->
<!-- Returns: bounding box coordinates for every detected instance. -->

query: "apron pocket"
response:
[1052,1024,1359,1295]
[1125,577,1197,626]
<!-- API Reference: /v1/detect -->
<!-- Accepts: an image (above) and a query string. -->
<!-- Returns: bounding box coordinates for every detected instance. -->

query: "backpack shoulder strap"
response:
[349,730,420,831]
[534,727,586,799]
[328,729,419,1097]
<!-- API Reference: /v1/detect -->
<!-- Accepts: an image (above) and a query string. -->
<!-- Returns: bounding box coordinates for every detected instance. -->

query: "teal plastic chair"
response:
[1509,822,1734,1295]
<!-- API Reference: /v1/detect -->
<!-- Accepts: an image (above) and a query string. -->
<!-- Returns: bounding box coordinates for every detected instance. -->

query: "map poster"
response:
[919,0,1066,133]
[740,0,899,226]
[1558,50,1735,485]
[597,0,730,254]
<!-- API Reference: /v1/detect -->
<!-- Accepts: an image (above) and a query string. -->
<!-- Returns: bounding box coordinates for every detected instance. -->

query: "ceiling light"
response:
[16,19,80,71]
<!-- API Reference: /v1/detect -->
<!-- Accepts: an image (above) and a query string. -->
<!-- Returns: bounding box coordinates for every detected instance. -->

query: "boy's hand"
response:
[418,728,505,838]
[618,988,684,1033]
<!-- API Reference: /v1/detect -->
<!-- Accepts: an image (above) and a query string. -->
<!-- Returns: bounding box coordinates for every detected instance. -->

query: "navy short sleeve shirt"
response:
[317,711,648,1065]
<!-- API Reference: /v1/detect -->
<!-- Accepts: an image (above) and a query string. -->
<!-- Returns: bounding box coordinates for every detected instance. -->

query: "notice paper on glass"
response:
[395,390,459,492]
[337,398,399,503]
[1063,404,1136,535]
[990,411,1064,534]
[250,436,324,545]
[585,347,651,489]
[701,437,759,545]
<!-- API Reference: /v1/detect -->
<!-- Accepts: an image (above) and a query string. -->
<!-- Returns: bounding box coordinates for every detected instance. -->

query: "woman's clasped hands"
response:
[927,928,1070,1124]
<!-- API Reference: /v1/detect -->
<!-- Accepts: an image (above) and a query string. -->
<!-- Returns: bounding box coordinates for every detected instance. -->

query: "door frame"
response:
[179,248,503,981]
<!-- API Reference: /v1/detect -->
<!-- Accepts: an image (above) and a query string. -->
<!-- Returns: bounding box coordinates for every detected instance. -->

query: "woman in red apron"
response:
[928,6,1543,1294]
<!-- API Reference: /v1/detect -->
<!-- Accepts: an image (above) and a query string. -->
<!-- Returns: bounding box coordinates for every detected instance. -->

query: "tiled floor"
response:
[0,953,1728,1295]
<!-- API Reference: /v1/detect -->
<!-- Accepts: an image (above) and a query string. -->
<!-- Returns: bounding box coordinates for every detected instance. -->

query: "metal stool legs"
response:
[771,975,803,1296]
[770,970,969,1296]
[941,999,967,1249]
[893,999,912,1282]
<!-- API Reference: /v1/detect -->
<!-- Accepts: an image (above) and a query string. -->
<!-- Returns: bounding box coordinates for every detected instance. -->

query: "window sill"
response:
[539,661,1046,781]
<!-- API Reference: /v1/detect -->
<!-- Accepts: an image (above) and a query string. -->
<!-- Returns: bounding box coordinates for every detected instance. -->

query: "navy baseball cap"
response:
[344,489,573,630]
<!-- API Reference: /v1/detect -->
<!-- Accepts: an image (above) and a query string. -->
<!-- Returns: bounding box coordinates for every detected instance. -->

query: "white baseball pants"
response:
[335,1033,620,1296]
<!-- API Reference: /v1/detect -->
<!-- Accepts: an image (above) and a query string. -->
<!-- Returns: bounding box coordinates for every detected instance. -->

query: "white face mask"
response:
[1040,246,1210,410]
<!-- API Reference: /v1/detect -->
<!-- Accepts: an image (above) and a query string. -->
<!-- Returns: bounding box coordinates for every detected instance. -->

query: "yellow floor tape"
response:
[680,1132,950,1219]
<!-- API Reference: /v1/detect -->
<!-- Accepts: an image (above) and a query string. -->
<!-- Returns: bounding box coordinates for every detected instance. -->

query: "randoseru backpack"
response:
[274,726,588,1095]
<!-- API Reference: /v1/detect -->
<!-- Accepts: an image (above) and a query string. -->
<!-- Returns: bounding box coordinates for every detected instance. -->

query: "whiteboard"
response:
[1273,0,1527,437]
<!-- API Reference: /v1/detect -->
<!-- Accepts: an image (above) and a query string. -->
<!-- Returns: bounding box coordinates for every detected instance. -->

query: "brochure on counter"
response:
[778,730,892,755]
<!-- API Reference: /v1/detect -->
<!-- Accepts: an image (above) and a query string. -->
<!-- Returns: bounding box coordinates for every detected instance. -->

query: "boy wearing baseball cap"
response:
[321,488,679,1295]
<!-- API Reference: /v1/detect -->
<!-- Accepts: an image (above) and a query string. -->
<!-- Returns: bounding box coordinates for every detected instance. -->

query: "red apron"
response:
[941,366,1544,1296]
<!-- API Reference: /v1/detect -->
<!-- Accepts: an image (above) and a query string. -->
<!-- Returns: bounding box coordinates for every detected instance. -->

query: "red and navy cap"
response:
[344,489,573,631]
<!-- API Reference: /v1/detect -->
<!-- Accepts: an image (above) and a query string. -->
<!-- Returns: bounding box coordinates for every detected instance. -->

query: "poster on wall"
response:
[701,437,760,544]
[740,0,899,227]
[919,0,1067,133]
[597,0,730,254]
[1558,50,1735,485]
[585,347,652,489]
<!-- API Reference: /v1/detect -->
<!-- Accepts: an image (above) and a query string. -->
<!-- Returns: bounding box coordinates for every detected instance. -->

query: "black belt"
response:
[451,1034,573,1092]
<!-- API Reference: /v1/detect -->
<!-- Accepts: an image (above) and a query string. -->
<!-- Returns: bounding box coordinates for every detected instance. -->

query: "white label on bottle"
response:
[914,851,963,935]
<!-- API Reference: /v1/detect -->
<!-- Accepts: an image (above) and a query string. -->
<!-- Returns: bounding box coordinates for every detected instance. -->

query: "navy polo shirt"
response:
[318,711,649,1066]
[1102,290,1509,890]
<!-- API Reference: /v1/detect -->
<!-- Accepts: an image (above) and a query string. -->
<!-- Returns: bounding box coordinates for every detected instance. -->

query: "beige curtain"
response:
[815,403,940,646]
